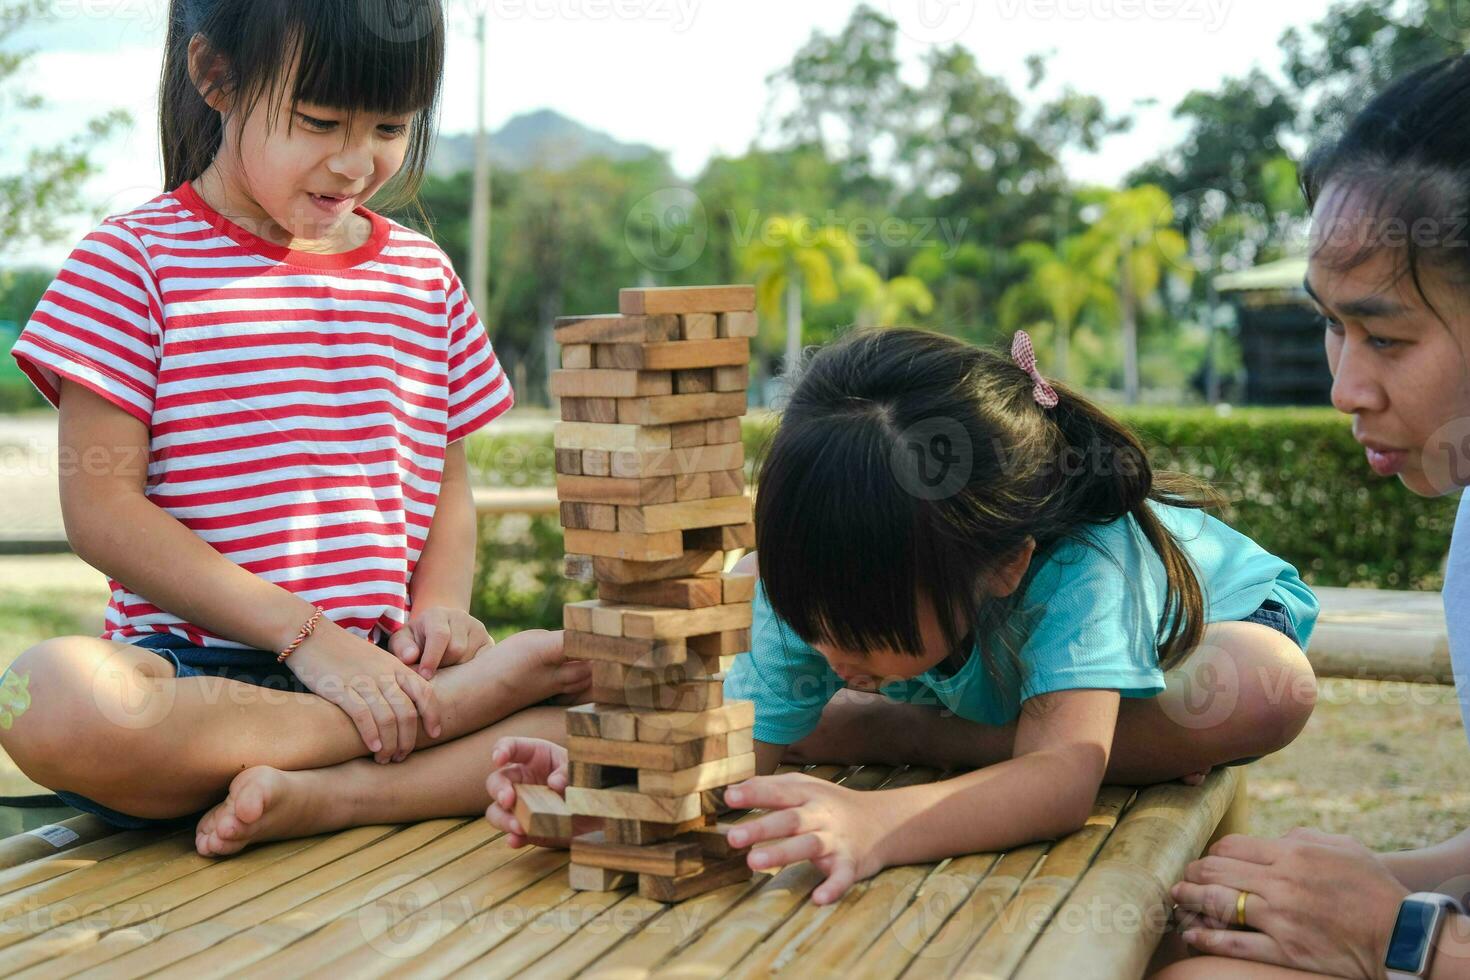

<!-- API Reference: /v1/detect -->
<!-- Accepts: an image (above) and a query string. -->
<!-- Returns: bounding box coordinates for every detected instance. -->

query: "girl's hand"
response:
[288,623,443,765]
[723,772,888,905]
[1171,827,1409,977]
[389,606,494,679]
[485,736,573,848]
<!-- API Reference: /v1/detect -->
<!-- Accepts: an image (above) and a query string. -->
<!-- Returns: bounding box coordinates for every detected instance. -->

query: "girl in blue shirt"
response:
[714,326,1319,904]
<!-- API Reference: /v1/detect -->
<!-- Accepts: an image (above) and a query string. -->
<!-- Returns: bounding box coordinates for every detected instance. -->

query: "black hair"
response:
[160,0,445,213]
[1300,54,1470,317]
[754,328,1221,677]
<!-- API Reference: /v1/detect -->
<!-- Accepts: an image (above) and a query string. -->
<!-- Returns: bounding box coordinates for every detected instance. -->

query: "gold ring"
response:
[1236,889,1250,927]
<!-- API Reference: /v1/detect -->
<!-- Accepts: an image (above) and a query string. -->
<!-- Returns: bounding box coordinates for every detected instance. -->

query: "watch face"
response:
[1386,900,1437,972]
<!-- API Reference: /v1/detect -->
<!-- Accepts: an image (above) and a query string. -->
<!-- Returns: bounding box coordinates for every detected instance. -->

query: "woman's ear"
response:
[989,537,1037,598]
[188,34,234,114]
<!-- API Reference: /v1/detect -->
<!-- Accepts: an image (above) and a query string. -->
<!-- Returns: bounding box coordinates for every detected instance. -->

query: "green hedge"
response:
[464,406,1458,632]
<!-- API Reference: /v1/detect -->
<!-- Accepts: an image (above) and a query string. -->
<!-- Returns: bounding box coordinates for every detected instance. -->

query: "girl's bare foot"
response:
[1180,767,1212,786]
[194,765,347,856]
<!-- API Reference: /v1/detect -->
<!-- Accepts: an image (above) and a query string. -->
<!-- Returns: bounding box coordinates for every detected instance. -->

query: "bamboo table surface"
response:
[0,764,1240,979]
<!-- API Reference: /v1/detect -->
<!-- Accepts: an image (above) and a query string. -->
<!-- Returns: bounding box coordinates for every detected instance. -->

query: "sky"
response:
[2,0,1322,268]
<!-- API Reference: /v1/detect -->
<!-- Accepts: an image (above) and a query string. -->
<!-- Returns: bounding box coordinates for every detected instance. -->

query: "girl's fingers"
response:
[547,765,569,792]
[728,808,804,849]
[812,858,857,905]
[419,641,446,678]
[747,832,824,871]
[401,669,443,740]
[486,801,523,837]
[352,681,397,763]
[725,775,810,811]
[342,688,382,756]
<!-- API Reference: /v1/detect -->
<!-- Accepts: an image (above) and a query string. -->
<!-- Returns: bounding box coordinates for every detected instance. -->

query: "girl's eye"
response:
[379,124,409,138]
[299,114,334,131]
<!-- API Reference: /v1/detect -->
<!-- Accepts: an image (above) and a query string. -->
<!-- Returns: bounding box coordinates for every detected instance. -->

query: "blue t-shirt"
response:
[724,500,1320,745]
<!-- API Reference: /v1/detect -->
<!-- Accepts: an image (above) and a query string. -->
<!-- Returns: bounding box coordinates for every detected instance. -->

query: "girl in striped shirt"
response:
[0,0,589,854]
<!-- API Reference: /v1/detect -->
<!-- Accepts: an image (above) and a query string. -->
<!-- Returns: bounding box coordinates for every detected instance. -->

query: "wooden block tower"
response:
[552,285,760,903]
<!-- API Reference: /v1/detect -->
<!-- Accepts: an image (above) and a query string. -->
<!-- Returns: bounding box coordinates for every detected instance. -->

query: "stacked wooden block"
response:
[553,285,760,903]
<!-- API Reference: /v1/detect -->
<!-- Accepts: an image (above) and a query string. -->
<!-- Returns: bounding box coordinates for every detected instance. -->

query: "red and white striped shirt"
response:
[13,181,514,651]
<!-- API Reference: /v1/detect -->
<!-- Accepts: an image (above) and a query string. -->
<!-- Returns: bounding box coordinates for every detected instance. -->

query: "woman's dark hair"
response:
[1300,54,1470,316]
[755,328,1222,678]
[160,0,444,213]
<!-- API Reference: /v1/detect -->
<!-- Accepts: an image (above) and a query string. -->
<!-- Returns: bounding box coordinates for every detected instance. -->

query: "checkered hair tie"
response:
[1011,331,1059,409]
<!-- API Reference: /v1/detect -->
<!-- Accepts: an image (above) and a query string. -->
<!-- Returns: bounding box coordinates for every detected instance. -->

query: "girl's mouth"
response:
[308,192,354,215]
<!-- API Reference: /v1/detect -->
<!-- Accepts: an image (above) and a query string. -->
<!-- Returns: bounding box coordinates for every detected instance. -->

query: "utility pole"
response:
[469,10,492,316]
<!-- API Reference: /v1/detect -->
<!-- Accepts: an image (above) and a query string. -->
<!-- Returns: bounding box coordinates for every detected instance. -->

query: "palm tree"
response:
[1083,186,1194,403]
[998,238,1114,383]
[740,215,858,377]
[840,264,936,328]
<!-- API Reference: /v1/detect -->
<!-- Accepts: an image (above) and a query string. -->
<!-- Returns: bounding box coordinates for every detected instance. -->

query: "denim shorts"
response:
[1238,598,1302,649]
[52,629,392,831]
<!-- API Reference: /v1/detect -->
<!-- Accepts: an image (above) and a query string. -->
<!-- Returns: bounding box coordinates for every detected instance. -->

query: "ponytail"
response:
[160,0,224,190]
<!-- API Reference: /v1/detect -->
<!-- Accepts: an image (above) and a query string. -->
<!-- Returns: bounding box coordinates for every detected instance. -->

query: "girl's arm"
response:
[407,439,478,613]
[1379,828,1470,893]
[871,688,1117,866]
[724,688,1118,903]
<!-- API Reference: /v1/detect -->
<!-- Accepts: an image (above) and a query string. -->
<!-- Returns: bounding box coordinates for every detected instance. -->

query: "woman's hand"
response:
[388,606,494,678]
[1171,827,1409,978]
[288,623,443,765]
[485,736,578,848]
[723,771,889,905]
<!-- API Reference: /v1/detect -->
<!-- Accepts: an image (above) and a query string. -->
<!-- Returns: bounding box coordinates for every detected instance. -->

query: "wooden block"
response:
[618,496,753,535]
[554,448,584,476]
[565,630,688,669]
[620,286,757,316]
[632,701,756,744]
[555,313,680,345]
[687,629,752,658]
[589,657,722,698]
[513,784,574,839]
[571,830,705,877]
[708,468,744,498]
[569,732,729,772]
[674,368,715,394]
[563,554,595,583]
[589,675,724,713]
[568,761,634,789]
[680,823,749,859]
[670,420,708,449]
[557,474,677,506]
[560,397,620,424]
[591,604,625,637]
[640,752,756,797]
[582,450,611,477]
[719,311,758,338]
[561,343,593,369]
[684,522,756,551]
[561,501,618,532]
[596,339,750,372]
[617,392,747,426]
[563,599,601,633]
[551,369,673,399]
[563,528,685,562]
[609,443,745,479]
[555,422,672,453]
[566,784,705,823]
[675,471,713,501]
[720,572,756,604]
[621,602,754,640]
[706,418,741,445]
[566,702,638,740]
[594,550,724,585]
[713,364,750,392]
[680,313,719,340]
[598,575,723,609]
[727,728,754,757]
[638,853,753,902]
[568,861,636,892]
[604,815,710,846]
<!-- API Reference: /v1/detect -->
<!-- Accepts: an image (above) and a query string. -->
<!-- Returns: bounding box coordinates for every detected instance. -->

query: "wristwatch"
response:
[1386,892,1465,978]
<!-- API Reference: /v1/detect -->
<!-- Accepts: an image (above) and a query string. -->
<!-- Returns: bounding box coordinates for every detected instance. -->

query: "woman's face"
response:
[1310,181,1470,497]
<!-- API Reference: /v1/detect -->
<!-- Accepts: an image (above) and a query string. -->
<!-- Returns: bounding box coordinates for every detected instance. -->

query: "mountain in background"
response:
[429,108,661,176]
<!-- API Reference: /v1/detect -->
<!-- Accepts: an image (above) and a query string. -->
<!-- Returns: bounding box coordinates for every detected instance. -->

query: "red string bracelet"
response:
[278,605,326,663]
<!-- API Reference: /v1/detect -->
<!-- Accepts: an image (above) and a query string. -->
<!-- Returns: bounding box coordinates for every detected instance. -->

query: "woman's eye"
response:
[1367,334,1400,351]
[1322,317,1344,335]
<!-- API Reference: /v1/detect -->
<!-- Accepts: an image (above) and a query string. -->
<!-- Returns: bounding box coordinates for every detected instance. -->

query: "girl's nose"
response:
[1330,339,1388,416]
[327,139,375,183]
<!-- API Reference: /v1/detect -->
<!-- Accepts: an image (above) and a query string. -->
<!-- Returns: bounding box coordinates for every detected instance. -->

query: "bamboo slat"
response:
[0,817,119,872]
